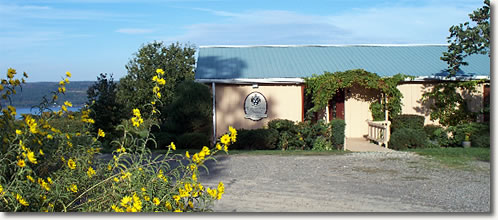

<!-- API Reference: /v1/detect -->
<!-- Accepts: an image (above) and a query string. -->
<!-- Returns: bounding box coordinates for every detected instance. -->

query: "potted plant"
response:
[462,133,471,148]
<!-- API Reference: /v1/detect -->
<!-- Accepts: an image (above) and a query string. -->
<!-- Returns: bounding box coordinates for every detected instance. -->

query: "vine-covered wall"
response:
[304,69,410,121]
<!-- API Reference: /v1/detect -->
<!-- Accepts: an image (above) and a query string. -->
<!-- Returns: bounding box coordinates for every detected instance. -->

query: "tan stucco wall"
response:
[397,82,486,125]
[344,86,379,138]
[214,84,303,137]
[397,83,438,125]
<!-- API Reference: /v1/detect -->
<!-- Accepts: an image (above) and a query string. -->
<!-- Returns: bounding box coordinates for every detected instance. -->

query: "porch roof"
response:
[195,45,490,81]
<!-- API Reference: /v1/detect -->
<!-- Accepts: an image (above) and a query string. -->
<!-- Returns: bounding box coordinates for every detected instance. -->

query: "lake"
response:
[5,106,82,119]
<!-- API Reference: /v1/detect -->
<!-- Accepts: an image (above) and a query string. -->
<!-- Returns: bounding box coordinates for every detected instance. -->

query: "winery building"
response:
[194,45,490,144]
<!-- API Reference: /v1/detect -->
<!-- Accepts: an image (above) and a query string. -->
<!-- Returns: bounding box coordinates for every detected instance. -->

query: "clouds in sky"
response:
[167,2,478,45]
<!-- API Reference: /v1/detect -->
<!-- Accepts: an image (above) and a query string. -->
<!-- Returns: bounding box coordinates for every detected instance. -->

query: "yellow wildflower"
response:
[157,78,166,85]
[67,159,76,169]
[192,173,197,182]
[132,193,142,211]
[188,201,194,209]
[121,196,132,207]
[59,80,65,86]
[156,69,165,75]
[66,71,72,78]
[98,128,105,137]
[216,143,222,150]
[220,134,230,146]
[64,101,72,107]
[112,204,124,212]
[26,150,37,164]
[15,130,22,135]
[47,134,53,139]
[170,142,176,150]
[39,149,44,156]
[26,175,35,183]
[185,151,190,158]
[16,194,29,206]
[153,86,160,93]
[17,159,26,168]
[47,177,53,184]
[19,140,26,151]
[64,78,69,84]
[224,145,228,153]
[152,75,158,82]
[69,184,78,193]
[0,184,3,194]
[141,187,146,192]
[202,146,211,156]
[229,126,237,142]
[144,195,150,201]
[61,105,67,112]
[113,177,119,182]
[87,167,96,178]
[165,201,172,210]
[173,195,180,202]
[156,92,161,98]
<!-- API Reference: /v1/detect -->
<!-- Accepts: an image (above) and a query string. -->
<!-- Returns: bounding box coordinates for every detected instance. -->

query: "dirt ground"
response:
[198,152,491,212]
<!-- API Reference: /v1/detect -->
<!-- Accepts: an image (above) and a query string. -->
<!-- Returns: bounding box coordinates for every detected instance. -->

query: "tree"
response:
[162,80,212,136]
[117,41,196,118]
[86,73,124,138]
[423,0,490,126]
[441,0,489,77]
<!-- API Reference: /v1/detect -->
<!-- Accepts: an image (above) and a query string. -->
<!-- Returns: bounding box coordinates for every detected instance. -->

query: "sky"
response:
[0,0,487,82]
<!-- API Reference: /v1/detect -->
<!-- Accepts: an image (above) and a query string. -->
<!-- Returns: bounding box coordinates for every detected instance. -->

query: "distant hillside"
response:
[2,81,95,108]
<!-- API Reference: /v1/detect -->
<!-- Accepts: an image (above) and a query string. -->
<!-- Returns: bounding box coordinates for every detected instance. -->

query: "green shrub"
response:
[267,119,304,150]
[388,128,428,150]
[447,122,490,148]
[330,119,346,150]
[267,119,297,133]
[177,132,210,149]
[424,125,442,139]
[230,128,279,150]
[297,120,329,150]
[391,114,425,133]
[311,136,333,151]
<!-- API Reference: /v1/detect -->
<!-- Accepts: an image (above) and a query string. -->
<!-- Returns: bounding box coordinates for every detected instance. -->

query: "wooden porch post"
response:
[384,93,390,149]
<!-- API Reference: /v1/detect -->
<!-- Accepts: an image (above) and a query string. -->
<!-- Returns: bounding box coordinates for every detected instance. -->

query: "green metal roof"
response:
[195,45,490,80]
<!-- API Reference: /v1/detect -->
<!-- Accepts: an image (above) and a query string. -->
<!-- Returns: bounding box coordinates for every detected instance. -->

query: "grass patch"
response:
[404,147,490,168]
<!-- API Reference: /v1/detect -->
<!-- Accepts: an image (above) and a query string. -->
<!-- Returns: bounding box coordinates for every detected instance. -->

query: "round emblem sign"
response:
[244,92,268,121]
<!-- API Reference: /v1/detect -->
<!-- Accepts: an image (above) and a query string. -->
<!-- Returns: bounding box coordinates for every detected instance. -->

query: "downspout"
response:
[212,82,217,145]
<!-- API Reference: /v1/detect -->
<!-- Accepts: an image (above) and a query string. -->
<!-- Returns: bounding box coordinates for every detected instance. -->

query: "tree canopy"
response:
[441,0,489,77]
[117,41,196,118]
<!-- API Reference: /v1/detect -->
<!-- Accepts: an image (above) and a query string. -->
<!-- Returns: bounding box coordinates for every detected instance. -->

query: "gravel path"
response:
[198,152,490,212]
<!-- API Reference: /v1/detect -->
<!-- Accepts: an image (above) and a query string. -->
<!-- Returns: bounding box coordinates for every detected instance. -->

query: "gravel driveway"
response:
[198,152,490,212]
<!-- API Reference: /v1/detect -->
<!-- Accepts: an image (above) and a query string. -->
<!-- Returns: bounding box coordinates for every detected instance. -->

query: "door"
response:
[328,89,345,121]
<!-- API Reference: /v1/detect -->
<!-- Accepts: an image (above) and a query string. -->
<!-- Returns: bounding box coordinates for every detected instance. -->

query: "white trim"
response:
[199,44,449,48]
[402,75,490,82]
[195,78,305,84]
[196,76,489,84]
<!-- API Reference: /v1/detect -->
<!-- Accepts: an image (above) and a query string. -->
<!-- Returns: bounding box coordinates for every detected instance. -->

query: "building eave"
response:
[195,78,305,85]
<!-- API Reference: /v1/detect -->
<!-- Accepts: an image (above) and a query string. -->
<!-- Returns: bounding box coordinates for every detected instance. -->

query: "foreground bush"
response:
[447,122,490,148]
[390,114,425,134]
[0,68,235,212]
[230,128,279,150]
[330,119,345,150]
[388,127,428,150]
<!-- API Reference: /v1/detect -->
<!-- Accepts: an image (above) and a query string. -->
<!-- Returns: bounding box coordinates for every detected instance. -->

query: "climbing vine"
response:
[304,69,411,121]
